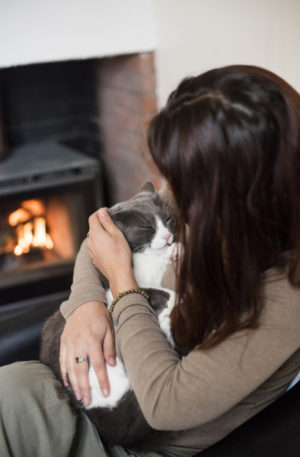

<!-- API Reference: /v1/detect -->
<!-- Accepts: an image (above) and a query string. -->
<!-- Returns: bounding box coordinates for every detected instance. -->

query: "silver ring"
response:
[74,357,88,364]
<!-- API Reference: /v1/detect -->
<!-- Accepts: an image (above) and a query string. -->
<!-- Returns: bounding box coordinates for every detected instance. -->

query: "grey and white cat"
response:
[40,182,180,451]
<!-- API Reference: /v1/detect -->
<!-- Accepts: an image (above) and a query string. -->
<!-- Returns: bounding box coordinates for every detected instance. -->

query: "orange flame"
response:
[8,199,54,256]
[8,208,31,226]
[32,217,54,250]
[22,199,45,216]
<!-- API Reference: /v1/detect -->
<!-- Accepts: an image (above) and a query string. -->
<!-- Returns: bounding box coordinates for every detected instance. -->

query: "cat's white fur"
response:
[86,216,178,410]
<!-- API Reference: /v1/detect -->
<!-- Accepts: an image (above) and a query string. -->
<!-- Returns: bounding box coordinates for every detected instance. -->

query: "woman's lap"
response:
[0,361,178,457]
[0,361,108,457]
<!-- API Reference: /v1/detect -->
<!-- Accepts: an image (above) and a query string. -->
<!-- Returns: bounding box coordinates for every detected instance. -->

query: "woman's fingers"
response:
[65,349,92,406]
[89,344,110,397]
[88,211,109,238]
[74,360,92,406]
[97,208,119,235]
[103,327,116,367]
[66,358,82,402]
[88,211,104,234]
[59,342,69,387]
[88,208,119,238]
[87,208,133,283]
[64,344,111,406]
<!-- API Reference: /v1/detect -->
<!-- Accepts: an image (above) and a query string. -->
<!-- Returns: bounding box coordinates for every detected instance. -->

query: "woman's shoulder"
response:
[259,267,300,343]
[262,266,300,308]
[186,267,300,362]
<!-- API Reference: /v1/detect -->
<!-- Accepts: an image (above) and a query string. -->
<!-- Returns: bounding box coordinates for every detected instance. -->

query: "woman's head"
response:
[148,65,300,351]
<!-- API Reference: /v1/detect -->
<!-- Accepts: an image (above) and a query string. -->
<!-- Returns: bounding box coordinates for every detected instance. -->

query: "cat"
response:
[40,181,181,451]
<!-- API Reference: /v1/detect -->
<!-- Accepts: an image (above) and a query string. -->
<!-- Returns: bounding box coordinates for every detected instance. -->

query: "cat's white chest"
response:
[132,245,175,287]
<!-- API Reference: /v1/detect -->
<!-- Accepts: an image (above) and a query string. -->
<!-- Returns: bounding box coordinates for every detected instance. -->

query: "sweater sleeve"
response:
[60,239,107,319]
[112,273,300,431]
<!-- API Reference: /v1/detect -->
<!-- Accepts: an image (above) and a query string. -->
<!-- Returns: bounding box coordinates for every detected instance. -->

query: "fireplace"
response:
[0,141,101,306]
[0,53,158,312]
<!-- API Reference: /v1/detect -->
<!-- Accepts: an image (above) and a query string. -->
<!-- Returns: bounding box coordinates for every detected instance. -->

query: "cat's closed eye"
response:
[139,225,153,230]
[166,215,176,227]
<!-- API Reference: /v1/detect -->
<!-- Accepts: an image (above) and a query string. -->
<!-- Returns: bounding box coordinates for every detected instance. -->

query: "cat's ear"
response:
[139,181,156,194]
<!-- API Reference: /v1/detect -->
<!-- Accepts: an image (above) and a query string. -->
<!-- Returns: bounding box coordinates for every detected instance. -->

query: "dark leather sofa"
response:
[0,294,299,457]
[0,291,67,366]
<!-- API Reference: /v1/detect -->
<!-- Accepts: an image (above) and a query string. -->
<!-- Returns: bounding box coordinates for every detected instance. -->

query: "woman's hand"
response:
[59,300,115,406]
[88,208,138,297]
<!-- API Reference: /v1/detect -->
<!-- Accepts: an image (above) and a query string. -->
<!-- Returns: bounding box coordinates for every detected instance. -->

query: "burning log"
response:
[2,199,54,257]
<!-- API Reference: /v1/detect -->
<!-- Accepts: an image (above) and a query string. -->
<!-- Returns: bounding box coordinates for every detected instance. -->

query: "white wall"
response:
[1,0,299,107]
[0,0,156,67]
[153,0,300,106]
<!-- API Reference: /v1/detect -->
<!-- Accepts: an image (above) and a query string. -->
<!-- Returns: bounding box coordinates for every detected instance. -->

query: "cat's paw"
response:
[158,289,176,347]
[165,242,182,263]
[159,308,175,347]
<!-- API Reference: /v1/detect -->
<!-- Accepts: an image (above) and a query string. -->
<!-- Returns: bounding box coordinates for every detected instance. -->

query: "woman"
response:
[1,65,299,457]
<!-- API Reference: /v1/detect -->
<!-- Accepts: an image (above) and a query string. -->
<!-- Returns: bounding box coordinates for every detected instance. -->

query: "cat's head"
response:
[108,182,177,253]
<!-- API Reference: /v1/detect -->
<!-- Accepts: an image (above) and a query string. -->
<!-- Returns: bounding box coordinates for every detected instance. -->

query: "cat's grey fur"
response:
[40,182,179,452]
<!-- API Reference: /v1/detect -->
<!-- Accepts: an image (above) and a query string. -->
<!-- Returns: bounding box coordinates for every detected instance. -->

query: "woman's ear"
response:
[139,181,156,194]
[157,180,171,198]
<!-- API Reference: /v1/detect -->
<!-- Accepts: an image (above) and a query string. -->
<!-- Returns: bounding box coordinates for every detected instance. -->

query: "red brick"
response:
[141,95,157,113]
[97,68,156,94]
[97,87,157,116]
[100,124,144,153]
[97,53,155,77]
[94,51,159,203]
[96,54,156,94]
[98,111,149,136]
[102,159,145,202]
[119,53,156,75]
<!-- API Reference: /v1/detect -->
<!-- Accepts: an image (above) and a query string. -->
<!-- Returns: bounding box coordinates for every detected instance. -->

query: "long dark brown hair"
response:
[147,65,300,351]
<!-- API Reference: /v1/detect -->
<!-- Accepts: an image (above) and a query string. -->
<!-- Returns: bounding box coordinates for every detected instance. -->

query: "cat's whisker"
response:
[135,245,148,254]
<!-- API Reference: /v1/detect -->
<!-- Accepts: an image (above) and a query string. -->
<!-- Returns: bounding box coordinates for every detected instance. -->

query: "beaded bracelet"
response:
[109,288,149,316]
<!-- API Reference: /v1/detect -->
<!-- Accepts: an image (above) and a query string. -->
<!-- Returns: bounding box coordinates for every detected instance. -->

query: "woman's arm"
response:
[60,238,107,319]
[112,279,300,430]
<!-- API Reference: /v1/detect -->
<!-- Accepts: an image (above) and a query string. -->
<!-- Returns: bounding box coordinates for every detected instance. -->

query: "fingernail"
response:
[109,356,116,365]
[63,378,69,387]
[102,387,109,397]
[82,396,89,406]
[75,391,81,401]
[98,208,107,218]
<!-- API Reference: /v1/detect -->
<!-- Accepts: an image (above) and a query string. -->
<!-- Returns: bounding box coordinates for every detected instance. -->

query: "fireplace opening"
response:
[0,185,97,304]
[1,193,77,281]
[2,198,56,262]
[0,141,101,306]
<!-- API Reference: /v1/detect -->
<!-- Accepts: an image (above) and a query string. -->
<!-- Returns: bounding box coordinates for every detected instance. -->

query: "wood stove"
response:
[0,141,102,306]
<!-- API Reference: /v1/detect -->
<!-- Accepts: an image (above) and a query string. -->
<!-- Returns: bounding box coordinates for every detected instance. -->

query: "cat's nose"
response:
[163,233,172,244]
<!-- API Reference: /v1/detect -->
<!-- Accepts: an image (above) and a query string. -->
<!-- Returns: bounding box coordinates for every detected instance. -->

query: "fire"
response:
[8,208,31,226]
[22,199,45,216]
[8,199,54,257]
[32,217,54,250]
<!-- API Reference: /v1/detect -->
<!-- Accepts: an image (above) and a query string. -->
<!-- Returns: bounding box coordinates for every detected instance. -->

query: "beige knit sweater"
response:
[61,239,300,452]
